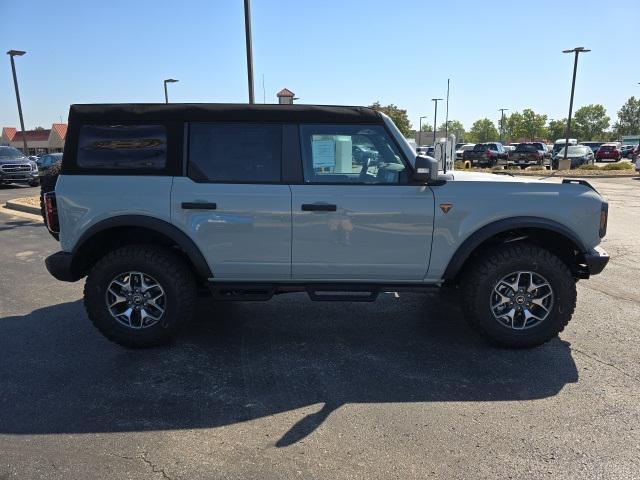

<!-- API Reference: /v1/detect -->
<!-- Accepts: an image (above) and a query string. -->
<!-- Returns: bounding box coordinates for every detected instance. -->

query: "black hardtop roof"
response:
[68,103,383,124]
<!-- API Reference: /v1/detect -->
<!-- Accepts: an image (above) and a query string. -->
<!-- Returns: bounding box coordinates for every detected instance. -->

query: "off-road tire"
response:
[84,245,196,348]
[459,243,576,348]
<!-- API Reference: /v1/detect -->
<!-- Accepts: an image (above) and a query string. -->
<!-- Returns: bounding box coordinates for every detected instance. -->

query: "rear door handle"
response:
[181,202,217,210]
[301,203,337,212]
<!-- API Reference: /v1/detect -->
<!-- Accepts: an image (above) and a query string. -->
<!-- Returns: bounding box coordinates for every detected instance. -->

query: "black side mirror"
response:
[413,155,438,183]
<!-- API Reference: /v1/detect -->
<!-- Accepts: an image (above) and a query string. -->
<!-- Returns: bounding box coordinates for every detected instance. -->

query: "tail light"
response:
[599,202,608,238]
[44,192,59,234]
[485,150,491,158]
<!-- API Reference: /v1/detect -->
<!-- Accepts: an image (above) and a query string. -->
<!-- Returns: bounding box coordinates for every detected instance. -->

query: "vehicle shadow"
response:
[0,292,578,446]
[0,219,44,233]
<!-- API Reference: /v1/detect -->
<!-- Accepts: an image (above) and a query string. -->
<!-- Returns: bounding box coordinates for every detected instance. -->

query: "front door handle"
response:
[301,203,337,212]
[181,202,217,210]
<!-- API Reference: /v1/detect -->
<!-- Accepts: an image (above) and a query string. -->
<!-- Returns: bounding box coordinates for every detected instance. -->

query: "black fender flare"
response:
[72,215,212,278]
[442,216,587,280]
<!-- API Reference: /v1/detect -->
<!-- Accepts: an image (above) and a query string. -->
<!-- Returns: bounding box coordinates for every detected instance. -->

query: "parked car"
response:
[43,103,609,350]
[417,145,435,157]
[596,143,623,162]
[503,145,516,156]
[580,141,605,157]
[36,152,63,174]
[621,145,636,158]
[552,145,595,169]
[0,146,40,186]
[456,143,475,160]
[509,143,546,168]
[462,142,507,167]
[552,138,577,156]
[635,156,640,174]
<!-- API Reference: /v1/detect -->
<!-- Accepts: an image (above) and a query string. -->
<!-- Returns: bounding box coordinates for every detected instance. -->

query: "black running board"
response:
[207,282,437,302]
[306,286,379,302]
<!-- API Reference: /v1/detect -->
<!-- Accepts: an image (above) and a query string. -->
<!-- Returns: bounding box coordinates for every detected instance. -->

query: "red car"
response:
[595,143,622,161]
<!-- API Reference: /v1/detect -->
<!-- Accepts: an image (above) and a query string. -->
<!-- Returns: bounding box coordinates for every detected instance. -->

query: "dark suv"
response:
[462,142,507,167]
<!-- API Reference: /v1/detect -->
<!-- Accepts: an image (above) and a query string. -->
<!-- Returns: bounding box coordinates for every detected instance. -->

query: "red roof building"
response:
[1,123,67,154]
[276,88,296,104]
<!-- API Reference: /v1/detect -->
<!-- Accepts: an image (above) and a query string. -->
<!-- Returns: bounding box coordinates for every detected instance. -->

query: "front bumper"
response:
[45,251,82,282]
[583,246,609,276]
[0,171,39,184]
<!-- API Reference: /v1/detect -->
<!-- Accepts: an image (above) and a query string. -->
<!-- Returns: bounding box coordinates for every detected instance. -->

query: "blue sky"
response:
[1,0,638,131]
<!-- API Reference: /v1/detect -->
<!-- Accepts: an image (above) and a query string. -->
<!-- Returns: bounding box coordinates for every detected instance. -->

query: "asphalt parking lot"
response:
[0,177,639,479]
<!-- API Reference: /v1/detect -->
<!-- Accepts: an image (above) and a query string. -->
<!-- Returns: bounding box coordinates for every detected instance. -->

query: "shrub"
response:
[527,165,546,171]
[454,160,466,169]
[601,162,633,171]
[577,164,601,170]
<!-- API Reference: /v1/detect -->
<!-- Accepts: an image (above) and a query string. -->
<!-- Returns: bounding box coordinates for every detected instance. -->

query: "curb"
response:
[5,199,41,216]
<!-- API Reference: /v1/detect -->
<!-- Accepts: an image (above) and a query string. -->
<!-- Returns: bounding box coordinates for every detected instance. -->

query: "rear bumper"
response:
[583,246,609,276]
[45,251,82,282]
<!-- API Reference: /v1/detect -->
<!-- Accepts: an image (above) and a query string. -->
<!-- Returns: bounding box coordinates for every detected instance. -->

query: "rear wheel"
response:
[459,243,576,348]
[84,245,196,348]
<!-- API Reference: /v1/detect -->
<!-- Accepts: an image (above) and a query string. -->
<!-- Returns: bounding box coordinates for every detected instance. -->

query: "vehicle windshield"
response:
[0,146,25,159]
[558,146,588,156]
[514,144,538,152]
[599,145,615,152]
[472,144,489,152]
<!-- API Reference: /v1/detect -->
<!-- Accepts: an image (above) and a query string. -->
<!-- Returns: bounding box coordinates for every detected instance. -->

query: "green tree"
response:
[467,118,499,143]
[502,112,523,142]
[420,122,433,132]
[438,120,465,140]
[502,110,547,141]
[547,119,567,141]
[369,101,412,137]
[613,96,640,136]
[572,104,610,140]
[520,109,547,140]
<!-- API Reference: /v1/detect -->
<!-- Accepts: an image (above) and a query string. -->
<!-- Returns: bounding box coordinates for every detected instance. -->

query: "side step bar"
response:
[306,286,379,302]
[209,284,276,301]
[206,282,437,302]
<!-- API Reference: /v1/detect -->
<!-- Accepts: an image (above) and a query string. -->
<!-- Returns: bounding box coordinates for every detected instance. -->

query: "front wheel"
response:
[84,245,197,348]
[459,243,576,348]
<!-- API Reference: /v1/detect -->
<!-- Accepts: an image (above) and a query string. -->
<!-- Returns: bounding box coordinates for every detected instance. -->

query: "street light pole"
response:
[7,50,28,155]
[163,79,178,103]
[244,0,255,104]
[498,108,509,143]
[431,98,443,145]
[562,47,590,163]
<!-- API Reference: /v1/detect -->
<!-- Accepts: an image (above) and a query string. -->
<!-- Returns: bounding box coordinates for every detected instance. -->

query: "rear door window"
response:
[77,125,167,170]
[188,123,282,183]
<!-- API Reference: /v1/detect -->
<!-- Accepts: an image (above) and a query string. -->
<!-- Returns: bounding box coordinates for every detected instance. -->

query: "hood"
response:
[447,170,552,184]
[0,156,29,164]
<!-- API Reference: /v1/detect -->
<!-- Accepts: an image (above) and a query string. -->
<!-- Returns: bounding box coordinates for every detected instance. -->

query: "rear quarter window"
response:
[77,125,167,170]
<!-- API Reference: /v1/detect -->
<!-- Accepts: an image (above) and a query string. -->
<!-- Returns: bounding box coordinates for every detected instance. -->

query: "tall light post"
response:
[431,98,443,145]
[7,50,28,155]
[418,115,427,145]
[562,47,590,163]
[244,0,255,104]
[163,79,178,103]
[498,108,508,143]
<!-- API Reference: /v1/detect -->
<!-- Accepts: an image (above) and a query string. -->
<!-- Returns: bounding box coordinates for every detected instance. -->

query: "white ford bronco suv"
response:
[43,104,609,349]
